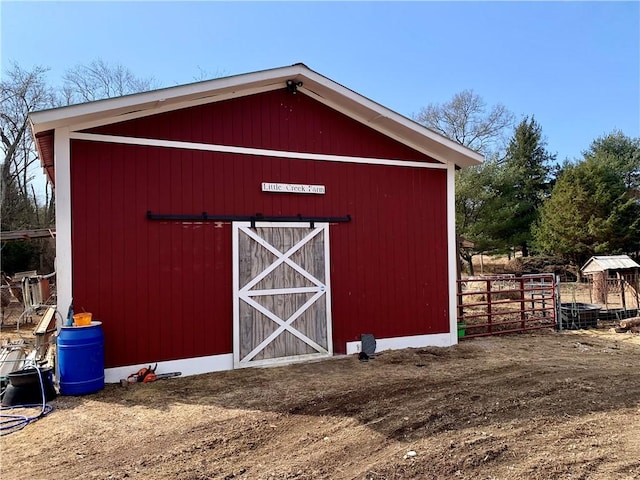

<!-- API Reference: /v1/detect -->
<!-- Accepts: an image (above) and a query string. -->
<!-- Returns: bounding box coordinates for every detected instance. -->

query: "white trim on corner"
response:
[322,223,334,359]
[68,132,447,170]
[232,222,241,368]
[346,332,454,355]
[104,353,234,383]
[54,127,72,324]
[447,163,459,346]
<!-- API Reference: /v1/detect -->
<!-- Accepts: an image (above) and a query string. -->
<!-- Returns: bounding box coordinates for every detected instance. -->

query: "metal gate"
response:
[232,222,333,368]
[457,274,558,339]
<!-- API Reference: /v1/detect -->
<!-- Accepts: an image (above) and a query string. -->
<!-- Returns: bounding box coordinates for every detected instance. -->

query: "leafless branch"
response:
[61,59,158,105]
[414,89,515,156]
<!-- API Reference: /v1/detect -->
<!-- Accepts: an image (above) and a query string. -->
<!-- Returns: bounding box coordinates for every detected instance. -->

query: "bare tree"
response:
[61,59,158,105]
[1,59,158,228]
[2,59,158,275]
[191,66,227,82]
[415,90,515,273]
[1,63,56,230]
[415,89,515,157]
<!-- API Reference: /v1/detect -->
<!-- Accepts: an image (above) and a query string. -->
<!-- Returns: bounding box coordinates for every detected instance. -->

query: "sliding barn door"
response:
[232,222,333,368]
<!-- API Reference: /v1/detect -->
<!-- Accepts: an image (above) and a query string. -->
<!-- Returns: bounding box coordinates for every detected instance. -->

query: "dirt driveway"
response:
[2,329,639,480]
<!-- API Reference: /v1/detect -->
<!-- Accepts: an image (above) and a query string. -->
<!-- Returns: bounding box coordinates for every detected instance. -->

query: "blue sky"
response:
[2,1,639,163]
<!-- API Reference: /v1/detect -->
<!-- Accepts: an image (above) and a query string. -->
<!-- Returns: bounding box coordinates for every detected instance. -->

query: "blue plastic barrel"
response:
[58,321,105,395]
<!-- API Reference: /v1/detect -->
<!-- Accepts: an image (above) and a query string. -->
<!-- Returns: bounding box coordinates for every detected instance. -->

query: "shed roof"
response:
[30,63,483,183]
[580,255,640,274]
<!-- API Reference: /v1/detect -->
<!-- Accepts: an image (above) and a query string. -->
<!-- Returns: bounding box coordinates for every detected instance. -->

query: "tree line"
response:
[2,61,639,275]
[417,91,640,274]
[1,60,157,273]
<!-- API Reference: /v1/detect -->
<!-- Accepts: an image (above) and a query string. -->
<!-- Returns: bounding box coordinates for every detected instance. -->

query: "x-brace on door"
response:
[232,222,333,368]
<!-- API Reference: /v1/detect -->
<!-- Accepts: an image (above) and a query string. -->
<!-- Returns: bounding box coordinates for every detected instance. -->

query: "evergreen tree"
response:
[455,159,504,274]
[583,130,640,192]
[495,117,554,256]
[534,132,640,265]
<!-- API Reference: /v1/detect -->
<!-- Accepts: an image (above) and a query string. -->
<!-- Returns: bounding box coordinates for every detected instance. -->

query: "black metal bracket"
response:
[147,211,351,229]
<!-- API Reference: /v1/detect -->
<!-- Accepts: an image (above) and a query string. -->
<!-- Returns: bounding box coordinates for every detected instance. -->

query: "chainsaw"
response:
[127,364,182,383]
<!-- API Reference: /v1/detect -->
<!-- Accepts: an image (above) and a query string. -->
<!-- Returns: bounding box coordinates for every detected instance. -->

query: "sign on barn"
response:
[261,182,326,194]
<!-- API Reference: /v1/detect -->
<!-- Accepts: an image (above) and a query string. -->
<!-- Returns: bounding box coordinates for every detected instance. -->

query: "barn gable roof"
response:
[30,63,483,178]
[581,255,640,274]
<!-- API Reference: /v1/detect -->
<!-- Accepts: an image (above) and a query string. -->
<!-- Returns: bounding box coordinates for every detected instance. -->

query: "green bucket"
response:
[457,322,466,339]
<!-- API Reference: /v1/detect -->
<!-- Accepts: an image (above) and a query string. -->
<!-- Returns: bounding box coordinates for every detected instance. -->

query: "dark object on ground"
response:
[1,367,56,406]
[361,334,376,356]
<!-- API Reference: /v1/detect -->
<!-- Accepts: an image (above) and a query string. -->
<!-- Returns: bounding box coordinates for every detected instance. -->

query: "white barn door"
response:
[232,222,333,368]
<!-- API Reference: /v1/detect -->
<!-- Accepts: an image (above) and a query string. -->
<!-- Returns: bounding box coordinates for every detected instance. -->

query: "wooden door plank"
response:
[233,222,332,368]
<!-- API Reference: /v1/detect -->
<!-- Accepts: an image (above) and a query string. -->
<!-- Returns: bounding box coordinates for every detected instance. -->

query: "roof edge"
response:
[30,63,482,168]
[30,63,306,134]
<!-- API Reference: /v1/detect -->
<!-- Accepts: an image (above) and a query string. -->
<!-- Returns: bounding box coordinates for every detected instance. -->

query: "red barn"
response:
[30,64,482,382]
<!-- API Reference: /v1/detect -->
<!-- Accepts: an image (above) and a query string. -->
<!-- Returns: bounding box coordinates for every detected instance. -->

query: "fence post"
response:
[486,279,492,334]
[519,277,526,330]
[529,279,535,311]
[555,274,561,330]
[457,280,464,322]
[617,272,627,312]
[635,271,640,312]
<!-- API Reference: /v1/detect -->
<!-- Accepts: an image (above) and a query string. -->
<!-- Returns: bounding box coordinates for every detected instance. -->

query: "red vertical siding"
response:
[86,89,438,164]
[71,90,450,367]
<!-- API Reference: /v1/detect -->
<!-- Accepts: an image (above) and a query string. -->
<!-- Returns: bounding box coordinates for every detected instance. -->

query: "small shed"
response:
[30,64,482,382]
[580,255,640,309]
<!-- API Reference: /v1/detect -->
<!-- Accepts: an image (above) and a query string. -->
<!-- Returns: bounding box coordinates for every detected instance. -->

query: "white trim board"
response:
[54,128,72,322]
[297,68,483,167]
[300,86,475,168]
[30,64,482,169]
[67,82,466,168]
[69,132,447,170]
[447,163,460,346]
[346,332,454,355]
[105,350,335,382]
[104,353,233,383]
[30,66,303,132]
[104,333,455,382]
[66,84,280,133]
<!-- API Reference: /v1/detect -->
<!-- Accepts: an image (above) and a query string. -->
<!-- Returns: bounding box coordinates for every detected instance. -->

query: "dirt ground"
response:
[1,318,639,480]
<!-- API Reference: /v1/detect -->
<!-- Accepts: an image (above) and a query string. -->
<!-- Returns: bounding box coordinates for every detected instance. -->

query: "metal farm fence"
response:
[457,274,558,339]
[560,274,640,312]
